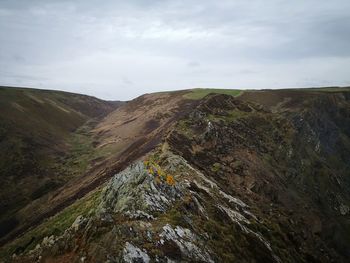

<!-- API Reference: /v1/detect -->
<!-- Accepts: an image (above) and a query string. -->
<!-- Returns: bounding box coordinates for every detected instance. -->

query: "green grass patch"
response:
[58,122,113,180]
[0,188,102,259]
[175,119,195,138]
[183,88,242,100]
[304,86,350,93]
[211,163,221,172]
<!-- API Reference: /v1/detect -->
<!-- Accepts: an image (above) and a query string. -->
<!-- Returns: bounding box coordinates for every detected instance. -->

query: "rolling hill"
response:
[0,86,350,263]
[0,86,122,241]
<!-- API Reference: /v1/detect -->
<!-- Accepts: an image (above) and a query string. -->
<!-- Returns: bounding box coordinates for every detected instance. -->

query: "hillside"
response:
[1,87,350,263]
[0,86,122,241]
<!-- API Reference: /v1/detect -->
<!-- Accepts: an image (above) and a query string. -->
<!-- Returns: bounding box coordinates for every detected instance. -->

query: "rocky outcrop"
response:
[96,161,183,220]
[168,93,350,262]
[122,242,150,263]
[159,224,214,263]
[11,148,287,262]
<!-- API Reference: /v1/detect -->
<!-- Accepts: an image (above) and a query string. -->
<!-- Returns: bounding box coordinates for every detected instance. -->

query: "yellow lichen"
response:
[144,158,175,186]
[166,175,175,186]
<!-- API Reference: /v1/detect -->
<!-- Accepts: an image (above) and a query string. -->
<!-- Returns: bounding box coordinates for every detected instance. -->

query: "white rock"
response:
[97,161,182,219]
[123,242,150,263]
[159,224,214,263]
[340,204,349,215]
[219,190,247,208]
[71,215,87,231]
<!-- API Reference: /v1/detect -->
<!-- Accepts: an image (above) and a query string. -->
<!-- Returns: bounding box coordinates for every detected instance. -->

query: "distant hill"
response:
[0,86,122,239]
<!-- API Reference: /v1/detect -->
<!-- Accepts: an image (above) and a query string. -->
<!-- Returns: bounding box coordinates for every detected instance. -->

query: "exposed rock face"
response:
[123,242,150,263]
[11,148,285,262]
[97,161,183,220]
[159,224,214,263]
[71,215,88,232]
[168,93,350,262]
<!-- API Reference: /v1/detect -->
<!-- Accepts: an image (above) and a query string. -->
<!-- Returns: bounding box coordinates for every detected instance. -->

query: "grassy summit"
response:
[183,88,241,100]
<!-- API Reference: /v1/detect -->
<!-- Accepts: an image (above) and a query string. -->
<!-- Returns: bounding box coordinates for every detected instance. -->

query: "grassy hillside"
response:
[0,86,120,239]
[183,88,241,100]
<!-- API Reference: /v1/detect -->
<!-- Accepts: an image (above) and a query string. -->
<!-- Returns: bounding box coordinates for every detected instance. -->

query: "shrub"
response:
[144,159,176,186]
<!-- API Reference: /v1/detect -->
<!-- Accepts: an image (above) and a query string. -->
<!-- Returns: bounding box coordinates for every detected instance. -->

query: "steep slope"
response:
[0,86,121,242]
[168,90,350,262]
[0,90,199,249]
[1,87,350,263]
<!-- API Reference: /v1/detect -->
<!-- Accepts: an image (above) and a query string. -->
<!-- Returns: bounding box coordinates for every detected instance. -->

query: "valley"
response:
[0,86,349,262]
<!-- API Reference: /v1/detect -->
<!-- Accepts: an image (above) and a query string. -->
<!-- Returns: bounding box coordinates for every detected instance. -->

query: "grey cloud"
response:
[0,0,349,100]
[122,76,134,85]
[188,61,200,68]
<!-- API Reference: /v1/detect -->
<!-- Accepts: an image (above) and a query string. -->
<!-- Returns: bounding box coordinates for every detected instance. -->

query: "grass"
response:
[183,88,242,100]
[304,86,350,92]
[175,119,195,138]
[0,188,102,259]
[58,124,97,178]
[0,87,106,228]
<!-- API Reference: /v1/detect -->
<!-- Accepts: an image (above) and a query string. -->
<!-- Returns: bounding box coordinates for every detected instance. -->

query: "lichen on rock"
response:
[96,161,183,220]
[159,224,214,263]
[122,242,150,263]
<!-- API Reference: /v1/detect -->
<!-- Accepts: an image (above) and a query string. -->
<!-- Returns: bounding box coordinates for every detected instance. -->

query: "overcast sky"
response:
[0,0,349,100]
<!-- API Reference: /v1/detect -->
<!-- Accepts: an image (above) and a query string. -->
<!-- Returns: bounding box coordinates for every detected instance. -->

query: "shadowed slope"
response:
[0,90,198,247]
[0,86,121,240]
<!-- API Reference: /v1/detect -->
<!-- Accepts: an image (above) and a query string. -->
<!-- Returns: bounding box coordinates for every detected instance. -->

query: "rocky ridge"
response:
[2,89,350,263]
[10,147,286,262]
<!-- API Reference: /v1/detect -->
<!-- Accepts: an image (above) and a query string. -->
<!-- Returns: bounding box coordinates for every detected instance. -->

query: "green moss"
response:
[176,119,195,138]
[211,163,221,172]
[183,88,241,100]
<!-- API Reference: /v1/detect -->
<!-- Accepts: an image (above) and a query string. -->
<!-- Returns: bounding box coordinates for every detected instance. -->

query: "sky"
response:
[0,0,350,100]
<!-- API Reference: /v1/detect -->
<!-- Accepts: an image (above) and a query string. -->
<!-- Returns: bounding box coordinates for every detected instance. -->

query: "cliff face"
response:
[168,92,350,262]
[2,88,350,263]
